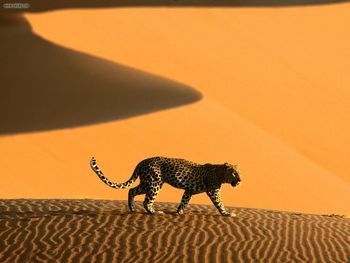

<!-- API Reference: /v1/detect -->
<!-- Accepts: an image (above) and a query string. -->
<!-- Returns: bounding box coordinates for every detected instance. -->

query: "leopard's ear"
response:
[224,162,230,168]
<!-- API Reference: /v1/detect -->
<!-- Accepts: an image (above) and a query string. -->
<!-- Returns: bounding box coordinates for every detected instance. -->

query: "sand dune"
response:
[1,2,350,216]
[0,199,349,262]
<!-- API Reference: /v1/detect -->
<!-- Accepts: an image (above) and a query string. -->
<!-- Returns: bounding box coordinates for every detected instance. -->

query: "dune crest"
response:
[2,0,350,14]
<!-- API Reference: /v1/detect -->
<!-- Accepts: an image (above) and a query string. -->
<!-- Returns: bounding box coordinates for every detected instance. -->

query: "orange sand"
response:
[1,1,350,215]
[1,200,349,262]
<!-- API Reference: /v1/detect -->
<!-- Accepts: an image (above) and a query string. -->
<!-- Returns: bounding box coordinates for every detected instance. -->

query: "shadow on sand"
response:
[2,0,350,13]
[1,0,348,134]
[0,15,201,135]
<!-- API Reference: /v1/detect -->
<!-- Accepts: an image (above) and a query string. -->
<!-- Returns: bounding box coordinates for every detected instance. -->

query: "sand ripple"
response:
[0,199,349,262]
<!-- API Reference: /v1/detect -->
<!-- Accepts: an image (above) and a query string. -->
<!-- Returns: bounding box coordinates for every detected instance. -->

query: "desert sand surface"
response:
[1,1,350,216]
[0,199,349,262]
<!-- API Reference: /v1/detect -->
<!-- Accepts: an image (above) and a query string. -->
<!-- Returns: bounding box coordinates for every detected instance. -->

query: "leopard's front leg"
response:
[177,190,193,215]
[206,189,236,217]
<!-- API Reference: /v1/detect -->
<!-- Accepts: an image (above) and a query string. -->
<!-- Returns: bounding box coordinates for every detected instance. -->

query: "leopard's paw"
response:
[222,211,237,217]
[177,210,184,215]
[230,212,237,217]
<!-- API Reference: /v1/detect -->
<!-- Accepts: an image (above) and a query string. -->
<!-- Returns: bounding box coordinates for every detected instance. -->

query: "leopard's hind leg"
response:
[143,181,164,214]
[128,184,147,212]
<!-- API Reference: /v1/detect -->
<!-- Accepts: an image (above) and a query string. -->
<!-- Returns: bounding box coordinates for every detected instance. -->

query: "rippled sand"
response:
[1,199,349,262]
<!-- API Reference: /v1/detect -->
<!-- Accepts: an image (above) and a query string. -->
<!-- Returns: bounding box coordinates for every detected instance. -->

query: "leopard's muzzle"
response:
[231,180,240,187]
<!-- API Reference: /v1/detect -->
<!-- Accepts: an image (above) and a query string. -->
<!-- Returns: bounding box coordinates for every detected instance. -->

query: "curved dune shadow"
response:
[1,0,347,134]
[0,15,201,135]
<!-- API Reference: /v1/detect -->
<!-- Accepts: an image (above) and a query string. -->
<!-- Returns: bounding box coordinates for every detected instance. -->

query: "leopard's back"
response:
[136,157,207,192]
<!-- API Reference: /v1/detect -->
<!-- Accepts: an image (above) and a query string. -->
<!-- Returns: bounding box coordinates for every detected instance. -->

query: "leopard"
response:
[90,156,241,216]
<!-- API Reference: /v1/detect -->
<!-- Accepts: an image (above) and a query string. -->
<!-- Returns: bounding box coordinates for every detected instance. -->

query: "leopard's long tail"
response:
[90,157,138,189]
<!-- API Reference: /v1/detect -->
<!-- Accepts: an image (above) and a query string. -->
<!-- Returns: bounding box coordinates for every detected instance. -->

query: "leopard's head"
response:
[224,163,241,187]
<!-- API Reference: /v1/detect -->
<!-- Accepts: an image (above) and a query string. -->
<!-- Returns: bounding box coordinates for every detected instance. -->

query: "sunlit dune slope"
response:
[1,99,349,214]
[25,6,350,185]
[1,3,350,215]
